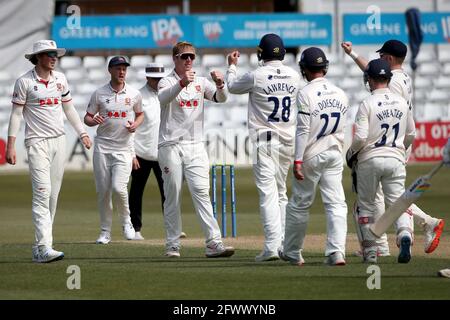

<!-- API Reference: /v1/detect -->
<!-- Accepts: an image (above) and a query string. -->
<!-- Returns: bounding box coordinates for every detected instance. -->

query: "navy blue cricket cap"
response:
[108,56,130,68]
[376,39,407,58]
[365,58,393,79]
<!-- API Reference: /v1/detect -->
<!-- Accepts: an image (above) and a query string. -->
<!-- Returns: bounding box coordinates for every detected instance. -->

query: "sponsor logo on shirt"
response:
[39,97,60,106]
[195,85,201,92]
[56,83,63,91]
[33,86,38,91]
[179,99,199,108]
[107,110,128,118]
[125,97,131,105]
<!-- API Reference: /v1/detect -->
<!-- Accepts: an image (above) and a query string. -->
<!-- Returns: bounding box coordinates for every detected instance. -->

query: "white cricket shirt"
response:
[390,69,413,110]
[11,69,72,147]
[352,88,415,164]
[295,77,349,162]
[226,60,300,146]
[135,84,160,161]
[87,82,142,153]
[157,69,227,147]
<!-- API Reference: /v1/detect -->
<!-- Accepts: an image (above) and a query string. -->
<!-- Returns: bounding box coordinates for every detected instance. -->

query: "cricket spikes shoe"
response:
[438,268,450,278]
[34,247,64,263]
[325,251,346,266]
[123,223,136,240]
[165,247,180,258]
[397,235,412,264]
[179,231,187,239]
[205,242,235,258]
[363,247,378,264]
[133,231,145,240]
[278,249,305,266]
[255,251,279,262]
[424,218,445,254]
[96,231,111,244]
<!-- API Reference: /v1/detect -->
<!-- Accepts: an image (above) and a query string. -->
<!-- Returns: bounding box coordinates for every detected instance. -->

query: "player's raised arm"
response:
[341,41,369,72]
[226,51,254,94]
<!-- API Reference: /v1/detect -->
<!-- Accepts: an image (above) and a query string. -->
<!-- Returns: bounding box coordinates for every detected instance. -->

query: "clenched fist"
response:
[210,70,224,87]
[227,51,240,66]
[180,70,195,87]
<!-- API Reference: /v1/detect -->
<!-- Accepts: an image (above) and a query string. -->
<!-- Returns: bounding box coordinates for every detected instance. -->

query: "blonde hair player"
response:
[6,40,92,263]
[157,41,234,258]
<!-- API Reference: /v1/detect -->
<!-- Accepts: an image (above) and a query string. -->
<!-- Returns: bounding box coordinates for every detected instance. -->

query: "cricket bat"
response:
[370,161,444,238]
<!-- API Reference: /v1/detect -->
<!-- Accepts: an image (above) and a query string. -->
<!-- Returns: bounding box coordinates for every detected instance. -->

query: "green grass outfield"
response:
[0,164,449,300]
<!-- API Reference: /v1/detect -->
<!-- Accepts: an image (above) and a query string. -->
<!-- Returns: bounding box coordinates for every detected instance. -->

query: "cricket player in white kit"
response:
[437,138,450,277]
[347,59,416,263]
[342,39,444,256]
[226,34,301,262]
[157,41,234,258]
[6,40,92,263]
[84,56,143,244]
[280,47,349,266]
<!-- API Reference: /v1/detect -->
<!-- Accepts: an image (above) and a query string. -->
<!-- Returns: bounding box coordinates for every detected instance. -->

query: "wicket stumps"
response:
[211,164,237,237]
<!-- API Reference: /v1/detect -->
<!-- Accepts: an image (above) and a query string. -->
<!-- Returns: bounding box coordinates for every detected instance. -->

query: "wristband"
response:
[349,50,359,60]
[80,132,88,139]
[294,160,303,165]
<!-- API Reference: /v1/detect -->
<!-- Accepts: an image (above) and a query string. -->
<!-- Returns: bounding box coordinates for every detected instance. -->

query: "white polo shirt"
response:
[11,69,72,147]
[87,82,143,153]
[157,69,227,147]
[135,84,160,161]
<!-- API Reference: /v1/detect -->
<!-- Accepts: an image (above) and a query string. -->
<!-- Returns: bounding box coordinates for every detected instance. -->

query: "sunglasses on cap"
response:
[44,51,58,58]
[176,53,196,60]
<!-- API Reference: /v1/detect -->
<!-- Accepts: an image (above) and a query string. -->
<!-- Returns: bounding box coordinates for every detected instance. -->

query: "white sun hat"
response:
[144,62,167,78]
[25,40,66,60]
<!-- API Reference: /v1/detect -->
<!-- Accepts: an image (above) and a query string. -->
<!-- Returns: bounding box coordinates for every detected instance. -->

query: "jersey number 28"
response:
[268,96,291,122]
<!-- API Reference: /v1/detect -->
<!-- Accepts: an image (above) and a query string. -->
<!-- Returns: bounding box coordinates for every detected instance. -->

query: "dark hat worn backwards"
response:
[108,56,130,68]
[366,58,393,80]
[376,39,407,58]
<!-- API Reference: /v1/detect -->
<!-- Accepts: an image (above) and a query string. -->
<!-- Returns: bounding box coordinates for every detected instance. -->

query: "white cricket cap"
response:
[25,40,66,60]
[145,62,167,78]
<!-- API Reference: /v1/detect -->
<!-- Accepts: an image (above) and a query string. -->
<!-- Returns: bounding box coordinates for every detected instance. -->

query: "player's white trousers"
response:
[93,151,133,233]
[253,140,294,254]
[27,135,66,248]
[158,142,222,250]
[284,148,347,259]
[356,157,413,242]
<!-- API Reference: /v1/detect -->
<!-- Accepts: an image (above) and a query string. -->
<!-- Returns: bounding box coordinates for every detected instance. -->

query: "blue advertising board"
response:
[343,12,450,44]
[52,14,332,50]
[193,14,332,48]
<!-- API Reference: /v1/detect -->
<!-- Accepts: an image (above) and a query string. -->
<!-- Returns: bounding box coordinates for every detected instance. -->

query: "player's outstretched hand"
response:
[227,51,240,66]
[341,41,353,55]
[210,70,224,87]
[132,157,140,170]
[180,70,195,87]
[293,162,304,181]
[6,147,16,165]
[81,135,92,149]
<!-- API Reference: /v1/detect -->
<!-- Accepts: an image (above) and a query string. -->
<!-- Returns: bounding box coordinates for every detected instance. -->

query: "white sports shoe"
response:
[438,268,450,278]
[165,247,180,258]
[180,231,187,239]
[354,248,390,257]
[133,231,144,240]
[278,249,305,266]
[33,246,64,263]
[325,251,346,266]
[255,251,279,262]
[96,231,111,244]
[123,223,136,240]
[205,242,235,258]
[424,218,445,254]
